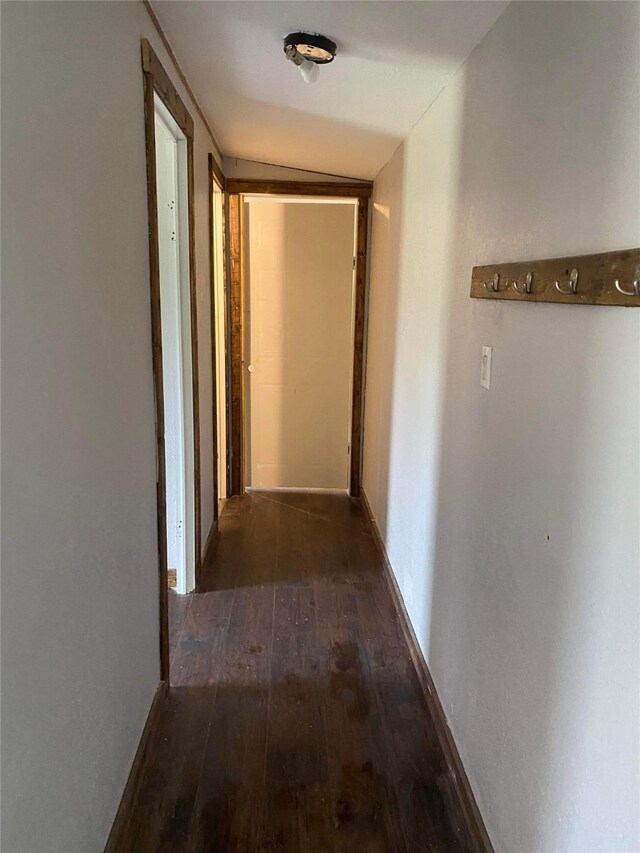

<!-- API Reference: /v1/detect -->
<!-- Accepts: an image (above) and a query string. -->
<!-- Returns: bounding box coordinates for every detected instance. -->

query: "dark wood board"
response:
[141,42,170,681]
[470,247,640,307]
[209,152,226,190]
[208,155,219,526]
[141,38,193,138]
[349,198,369,497]
[227,193,244,496]
[226,179,372,198]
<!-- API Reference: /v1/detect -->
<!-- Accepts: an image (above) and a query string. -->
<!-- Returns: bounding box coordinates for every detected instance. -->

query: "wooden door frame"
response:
[141,38,201,681]
[226,179,372,498]
[208,154,228,524]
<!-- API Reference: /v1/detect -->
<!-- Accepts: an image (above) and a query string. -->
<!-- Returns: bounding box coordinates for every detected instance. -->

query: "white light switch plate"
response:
[481,346,492,389]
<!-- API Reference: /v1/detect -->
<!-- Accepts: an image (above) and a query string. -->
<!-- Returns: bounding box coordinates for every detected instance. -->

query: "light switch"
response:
[481,346,492,389]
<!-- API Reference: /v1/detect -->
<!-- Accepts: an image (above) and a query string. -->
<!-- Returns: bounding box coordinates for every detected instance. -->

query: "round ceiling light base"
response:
[283,32,337,64]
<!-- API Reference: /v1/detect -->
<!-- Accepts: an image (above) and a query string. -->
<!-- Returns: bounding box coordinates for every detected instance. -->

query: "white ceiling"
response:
[151,1,509,180]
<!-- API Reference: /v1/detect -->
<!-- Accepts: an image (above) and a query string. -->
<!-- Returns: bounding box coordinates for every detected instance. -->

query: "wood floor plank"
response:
[200,494,280,591]
[313,580,402,852]
[117,492,479,852]
[302,511,351,585]
[368,658,473,852]
[186,583,275,851]
[115,687,215,853]
[262,585,335,852]
[168,591,192,664]
[305,491,371,534]
[171,590,234,687]
[273,501,319,587]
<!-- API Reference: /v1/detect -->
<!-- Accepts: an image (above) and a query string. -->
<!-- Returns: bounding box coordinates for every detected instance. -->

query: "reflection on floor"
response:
[121,491,475,851]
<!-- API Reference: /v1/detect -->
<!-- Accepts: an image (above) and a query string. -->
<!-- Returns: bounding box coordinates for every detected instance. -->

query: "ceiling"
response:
[151,1,509,180]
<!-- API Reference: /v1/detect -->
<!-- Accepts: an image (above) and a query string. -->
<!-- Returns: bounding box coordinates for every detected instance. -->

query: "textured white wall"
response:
[1,2,220,849]
[363,3,640,851]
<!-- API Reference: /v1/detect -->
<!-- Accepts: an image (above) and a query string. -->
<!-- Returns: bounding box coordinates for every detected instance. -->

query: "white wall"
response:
[363,3,640,852]
[1,2,220,849]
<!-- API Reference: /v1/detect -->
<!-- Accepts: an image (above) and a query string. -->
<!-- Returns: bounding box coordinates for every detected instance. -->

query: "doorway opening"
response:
[226,180,371,498]
[243,196,358,491]
[141,38,201,680]
[154,98,195,596]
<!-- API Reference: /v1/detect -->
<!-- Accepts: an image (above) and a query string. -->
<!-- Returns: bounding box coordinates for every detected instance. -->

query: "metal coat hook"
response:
[512,271,533,294]
[555,268,579,295]
[614,264,640,296]
[484,272,500,292]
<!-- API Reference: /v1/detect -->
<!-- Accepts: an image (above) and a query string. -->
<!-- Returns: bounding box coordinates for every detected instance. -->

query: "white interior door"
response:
[154,99,195,594]
[245,199,356,490]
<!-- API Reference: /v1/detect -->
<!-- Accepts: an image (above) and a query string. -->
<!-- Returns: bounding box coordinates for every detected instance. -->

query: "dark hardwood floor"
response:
[117,491,476,852]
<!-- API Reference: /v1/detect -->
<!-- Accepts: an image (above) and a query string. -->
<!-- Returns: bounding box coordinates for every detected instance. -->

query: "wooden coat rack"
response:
[470,247,640,307]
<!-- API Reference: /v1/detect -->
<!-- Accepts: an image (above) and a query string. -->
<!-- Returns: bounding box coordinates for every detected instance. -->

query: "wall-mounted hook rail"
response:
[470,247,640,307]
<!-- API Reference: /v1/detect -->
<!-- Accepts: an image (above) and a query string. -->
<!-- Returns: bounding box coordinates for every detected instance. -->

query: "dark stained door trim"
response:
[141,38,202,681]
[226,179,372,199]
[227,181,372,497]
[208,153,230,525]
[350,198,369,497]
[228,193,244,496]
[207,155,219,526]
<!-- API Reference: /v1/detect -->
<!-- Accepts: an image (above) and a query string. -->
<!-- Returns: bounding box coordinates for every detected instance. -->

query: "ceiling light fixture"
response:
[284,32,337,84]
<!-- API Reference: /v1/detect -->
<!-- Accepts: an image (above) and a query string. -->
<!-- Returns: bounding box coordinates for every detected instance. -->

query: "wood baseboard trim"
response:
[360,489,494,853]
[104,680,168,852]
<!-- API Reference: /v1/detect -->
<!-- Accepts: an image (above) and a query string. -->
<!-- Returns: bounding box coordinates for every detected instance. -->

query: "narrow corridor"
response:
[117,492,474,851]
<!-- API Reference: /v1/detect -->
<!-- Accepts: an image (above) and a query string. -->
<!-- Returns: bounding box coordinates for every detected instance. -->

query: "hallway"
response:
[117,492,474,851]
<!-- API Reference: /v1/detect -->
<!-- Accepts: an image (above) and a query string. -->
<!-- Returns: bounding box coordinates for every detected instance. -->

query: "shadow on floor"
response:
[132,493,478,852]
